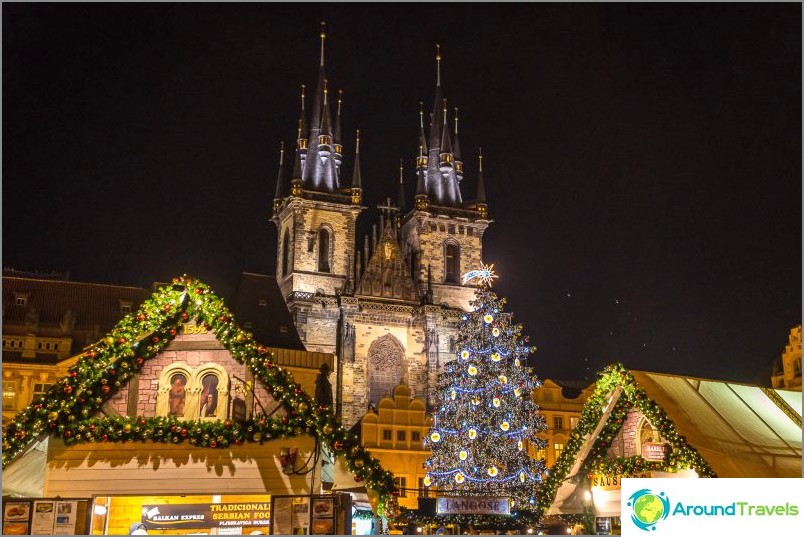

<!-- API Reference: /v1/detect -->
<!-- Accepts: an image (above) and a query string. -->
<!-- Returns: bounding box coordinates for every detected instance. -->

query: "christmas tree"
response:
[423,267,547,510]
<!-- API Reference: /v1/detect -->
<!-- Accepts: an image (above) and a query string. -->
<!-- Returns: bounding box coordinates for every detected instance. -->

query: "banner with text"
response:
[621,478,803,536]
[141,502,271,530]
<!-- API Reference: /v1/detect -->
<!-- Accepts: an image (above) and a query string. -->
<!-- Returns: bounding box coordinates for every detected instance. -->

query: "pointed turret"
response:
[439,100,454,173]
[298,84,308,152]
[397,159,406,215]
[418,102,428,157]
[350,130,362,204]
[291,121,304,196]
[476,148,488,219]
[334,90,343,158]
[414,165,429,211]
[272,142,286,215]
[318,80,333,160]
[453,107,463,181]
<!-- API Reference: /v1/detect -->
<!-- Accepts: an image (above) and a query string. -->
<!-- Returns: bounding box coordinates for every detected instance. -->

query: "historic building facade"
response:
[771,324,802,391]
[272,30,490,427]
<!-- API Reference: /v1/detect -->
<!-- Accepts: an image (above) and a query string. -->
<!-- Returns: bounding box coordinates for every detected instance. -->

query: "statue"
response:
[315,363,333,408]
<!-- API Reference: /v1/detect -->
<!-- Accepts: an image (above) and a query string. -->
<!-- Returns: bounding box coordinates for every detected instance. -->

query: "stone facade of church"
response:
[272,30,491,427]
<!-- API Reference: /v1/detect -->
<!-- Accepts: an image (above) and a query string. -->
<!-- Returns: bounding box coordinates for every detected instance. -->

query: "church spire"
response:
[453,107,463,181]
[310,21,327,134]
[272,141,286,215]
[298,84,307,144]
[350,129,362,204]
[334,90,343,145]
[476,147,488,218]
[397,158,406,215]
[439,99,454,173]
[428,45,444,152]
[318,80,333,160]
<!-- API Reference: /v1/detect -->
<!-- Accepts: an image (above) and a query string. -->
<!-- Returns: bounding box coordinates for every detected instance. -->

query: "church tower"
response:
[400,46,491,311]
[272,23,364,310]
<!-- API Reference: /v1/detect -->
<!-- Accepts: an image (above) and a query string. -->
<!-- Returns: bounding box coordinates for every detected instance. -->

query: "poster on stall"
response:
[272,497,292,535]
[2,501,31,536]
[53,501,78,535]
[31,501,56,535]
[310,498,334,535]
[291,497,310,534]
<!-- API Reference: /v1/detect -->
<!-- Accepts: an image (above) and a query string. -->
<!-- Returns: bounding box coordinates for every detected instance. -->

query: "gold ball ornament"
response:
[491,352,501,362]
[492,397,501,408]
[423,475,432,487]
[450,390,457,400]
[455,472,465,484]
[498,375,508,384]
[468,365,478,376]
[468,428,477,440]
[492,327,500,337]
[460,350,470,360]
[520,471,527,483]
[484,314,494,324]
[123,423,133,433]
[471,397,480,406]
[459,450,468,461]
[488,466,498,477]
[430,432,441,443]
[500,421,510,431]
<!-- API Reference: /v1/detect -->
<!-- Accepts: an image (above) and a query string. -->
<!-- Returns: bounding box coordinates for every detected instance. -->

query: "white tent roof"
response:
[632,371,802,478]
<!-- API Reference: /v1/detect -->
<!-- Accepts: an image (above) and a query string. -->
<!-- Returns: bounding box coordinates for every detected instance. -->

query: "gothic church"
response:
[272,27,490,427]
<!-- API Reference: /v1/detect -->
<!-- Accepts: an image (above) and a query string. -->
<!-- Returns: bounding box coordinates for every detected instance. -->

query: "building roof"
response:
[2,276,150,355]
[230,272,305,350]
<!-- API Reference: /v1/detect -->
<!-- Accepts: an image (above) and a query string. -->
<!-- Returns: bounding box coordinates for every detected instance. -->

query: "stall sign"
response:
[642,442,668,461]
[591,472,652,490]
[435,497,510,515]
[141,502,271,530]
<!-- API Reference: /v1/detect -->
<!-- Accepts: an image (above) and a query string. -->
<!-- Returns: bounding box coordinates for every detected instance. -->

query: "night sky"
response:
[3,4,801,385]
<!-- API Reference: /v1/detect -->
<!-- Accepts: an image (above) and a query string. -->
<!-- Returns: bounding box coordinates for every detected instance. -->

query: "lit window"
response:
[2,381,19,411]
[418,477,429,497]
[554,443,565,458]
[570,416,579,429]
[382,429,392,441]
[33,383,52,403]
[393,476,407,497]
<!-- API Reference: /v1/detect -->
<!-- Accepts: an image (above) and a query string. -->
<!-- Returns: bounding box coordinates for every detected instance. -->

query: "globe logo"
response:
[627,489,670,531]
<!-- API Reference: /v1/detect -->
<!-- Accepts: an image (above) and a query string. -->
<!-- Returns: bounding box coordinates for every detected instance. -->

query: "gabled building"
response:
[771,324,802,391]
[271,28,492,428]
[2,272,150,424]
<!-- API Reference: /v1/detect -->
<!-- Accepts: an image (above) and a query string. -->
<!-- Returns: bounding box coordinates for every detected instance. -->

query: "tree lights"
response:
[423,282,548,510]
[1,276,396,514]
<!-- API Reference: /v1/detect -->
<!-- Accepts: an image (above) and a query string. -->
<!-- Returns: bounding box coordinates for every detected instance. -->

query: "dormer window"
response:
[14,293,28,307]
[120,300,133,314]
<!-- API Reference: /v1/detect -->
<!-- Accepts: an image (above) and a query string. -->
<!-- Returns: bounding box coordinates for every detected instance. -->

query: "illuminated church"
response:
[271,26,490,427]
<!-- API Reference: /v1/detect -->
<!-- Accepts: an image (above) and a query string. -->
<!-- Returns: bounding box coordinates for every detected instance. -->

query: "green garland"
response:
[536,363,716,515]
[392,508,543,531]
[1,276,395,514]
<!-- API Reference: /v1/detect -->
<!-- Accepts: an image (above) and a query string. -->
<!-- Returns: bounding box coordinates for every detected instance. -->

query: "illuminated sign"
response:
[436,497,510,515]
[141,503,271,530]
[592,473,652,491]
[642,442,669,462]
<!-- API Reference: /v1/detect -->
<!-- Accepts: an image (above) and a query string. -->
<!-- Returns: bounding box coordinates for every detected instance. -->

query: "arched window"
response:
[281,230,291,277]
[318,228,331,273]
[444,243,459,283]
[156,364,193,418]
[367,335,406,406]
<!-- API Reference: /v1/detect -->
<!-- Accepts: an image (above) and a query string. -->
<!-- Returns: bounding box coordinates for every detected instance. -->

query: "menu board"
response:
[2,501,31,536]
[53,501,79,534]
[272,497,293,535]
[31,501,56,535]
[310,498,334,535]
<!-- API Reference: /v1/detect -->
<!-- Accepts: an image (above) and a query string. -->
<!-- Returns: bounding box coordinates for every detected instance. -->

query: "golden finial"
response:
[419,101,425,127]
[323,79,328,104]
[279,141,285,164]
[436,44,441,86]
[399,158,404,183]
[355,129,361,152]
[297,119,302,140]
[442,98,448,125]
[319,21,327,66]
[454,107,459,135]
[337,89,343,115]
[300,84,306,111]
[479,147,483,172]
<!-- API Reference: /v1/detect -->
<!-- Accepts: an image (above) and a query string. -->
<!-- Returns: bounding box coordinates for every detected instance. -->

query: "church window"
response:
[448,225,455,235]
[467,227,474,236]
[318,227,331,273]
[445,243,460,284]
[282,230,291,276]
[367,335,405,406]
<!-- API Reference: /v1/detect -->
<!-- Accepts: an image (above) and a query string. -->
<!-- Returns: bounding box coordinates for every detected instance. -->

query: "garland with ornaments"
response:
[536,363,716,515]
[1,276,396,514]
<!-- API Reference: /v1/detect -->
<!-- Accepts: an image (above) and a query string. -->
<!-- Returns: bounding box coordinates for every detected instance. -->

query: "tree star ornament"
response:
[461,263,498,286]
